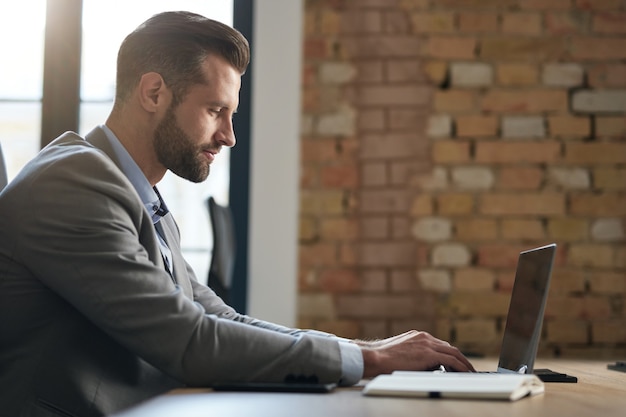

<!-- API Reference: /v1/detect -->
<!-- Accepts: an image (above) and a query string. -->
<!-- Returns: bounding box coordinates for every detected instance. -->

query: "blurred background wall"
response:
[297,0,626,359]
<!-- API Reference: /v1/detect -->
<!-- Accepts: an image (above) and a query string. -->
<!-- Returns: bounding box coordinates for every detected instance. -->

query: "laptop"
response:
[407,243,572,381]
[363,243,573,400]
[495,243,557,375]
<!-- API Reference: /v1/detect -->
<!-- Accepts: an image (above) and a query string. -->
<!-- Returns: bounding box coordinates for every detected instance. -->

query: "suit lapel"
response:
[84,126,194,299]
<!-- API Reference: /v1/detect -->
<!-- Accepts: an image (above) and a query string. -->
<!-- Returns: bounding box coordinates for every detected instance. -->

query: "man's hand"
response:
[357,331,475,378]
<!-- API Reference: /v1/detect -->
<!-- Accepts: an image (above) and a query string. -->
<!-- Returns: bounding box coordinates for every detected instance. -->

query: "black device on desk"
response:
[212,382,337,393]
[608,361,626,373]
[534,368,578,383]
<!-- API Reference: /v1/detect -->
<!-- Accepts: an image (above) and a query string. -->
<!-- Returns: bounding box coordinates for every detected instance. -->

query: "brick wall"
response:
[299,0,626,359]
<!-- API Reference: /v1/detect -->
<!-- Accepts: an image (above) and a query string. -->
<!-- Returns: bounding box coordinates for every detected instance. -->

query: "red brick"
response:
[520,0,572,9]
[300,164,318,188]
[546,320,589,344]
[570,38,626,59]
[386,60,424,83]
[389,108,429,130]
[299,217,317,242]
[437,0,517,7]
[565,143,626,164]
[548,116,591,137]
[575,0,623,10]
[302,87,320,112]
[588,64,626,87]
[299,243,339,267]
[361,133,421,160]
[385,10,412,34]
[354,61,384,83]
[592,12,626,33]
[594,168,626,190]
[458,12,498,32]
[550,268,586,294]
[480,193,565,215]
[432,141,472,163]
[496,63,539,86]
[424,60,448,85]
[596,117,626,136]
[455,219,498,240]
[361,162,387,187]
[454,268,495,291]
[570,194,626,216]
[501,219,546,240]
[361,189,411,214]
[391,269,419,292]
[320,218,359,241]
[476,142,561,164]
[455,319,499,344]
[342,36,422,58]
[318,269,361,293]
[410,195,434,216]
[456,115,499,137]
[434,90,478,113]
[569,244,615,268]
[482,90,568,113]
[320,164,359,188]
[481,38,565,61]
[410,12,456,33]
[304,38,329,59]
[477,244,533,268]
[548,218,589,241]
[358,85,432,106]
[544,12,587,35]
[445,292,511,316]
[341,10,382,34]
[497,167,544,190]
[358,109,385,131]
[593,321,626,344]
[360,242,416,267]
[426,37,477,59]
[337,294,434,318]
[501,13,543,35]
[437,193,475,215]
[588,271,626,294]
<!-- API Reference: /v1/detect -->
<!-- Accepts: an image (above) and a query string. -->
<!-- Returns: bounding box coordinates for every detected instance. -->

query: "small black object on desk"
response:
[607,361,626,373]
[533,368,578,383]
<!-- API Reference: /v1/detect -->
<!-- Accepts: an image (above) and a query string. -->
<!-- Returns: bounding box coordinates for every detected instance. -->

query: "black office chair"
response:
[206,196,236,304]
[0,142,8,191]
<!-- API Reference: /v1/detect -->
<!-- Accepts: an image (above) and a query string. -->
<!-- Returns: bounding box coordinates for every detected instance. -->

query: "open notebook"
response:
[362,372,544,401]
[363,244,557,401]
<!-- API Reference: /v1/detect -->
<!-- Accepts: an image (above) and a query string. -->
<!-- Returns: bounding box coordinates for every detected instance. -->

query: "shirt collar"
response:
[99,124,168,224]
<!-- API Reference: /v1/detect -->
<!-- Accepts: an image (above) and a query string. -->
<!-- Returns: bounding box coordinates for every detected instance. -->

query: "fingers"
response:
[432,343,476,372]
[409,331,476,372]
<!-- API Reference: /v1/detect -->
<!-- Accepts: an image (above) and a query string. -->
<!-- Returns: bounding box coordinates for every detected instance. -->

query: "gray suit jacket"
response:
[0,127,342,417]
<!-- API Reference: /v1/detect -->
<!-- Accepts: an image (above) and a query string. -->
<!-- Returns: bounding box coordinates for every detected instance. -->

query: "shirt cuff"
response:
[338,341,363,386]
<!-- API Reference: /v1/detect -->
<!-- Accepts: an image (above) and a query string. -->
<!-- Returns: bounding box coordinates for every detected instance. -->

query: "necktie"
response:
[152,187,175,279]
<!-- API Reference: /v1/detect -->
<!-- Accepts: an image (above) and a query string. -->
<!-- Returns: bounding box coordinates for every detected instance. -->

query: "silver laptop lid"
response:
[497,243,557,374]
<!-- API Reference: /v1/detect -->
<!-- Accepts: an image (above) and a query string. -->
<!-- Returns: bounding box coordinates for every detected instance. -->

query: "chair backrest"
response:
[206,197,236,304]
[0,142,8,191]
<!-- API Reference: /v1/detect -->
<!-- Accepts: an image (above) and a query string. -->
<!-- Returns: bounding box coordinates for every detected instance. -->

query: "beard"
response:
[153,104,212,183]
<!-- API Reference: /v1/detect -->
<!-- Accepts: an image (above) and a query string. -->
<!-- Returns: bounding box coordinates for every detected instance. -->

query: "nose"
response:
[216,118,236,148]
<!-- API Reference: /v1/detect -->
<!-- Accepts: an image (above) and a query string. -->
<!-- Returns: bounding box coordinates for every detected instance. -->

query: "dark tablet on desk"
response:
[212,382,337,393]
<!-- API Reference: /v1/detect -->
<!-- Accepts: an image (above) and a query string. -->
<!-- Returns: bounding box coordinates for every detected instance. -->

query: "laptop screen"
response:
[497,244,557,374]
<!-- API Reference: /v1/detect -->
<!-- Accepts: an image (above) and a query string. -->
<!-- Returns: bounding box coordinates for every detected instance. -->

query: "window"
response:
[0,0,46,181]
[0,0,235,284]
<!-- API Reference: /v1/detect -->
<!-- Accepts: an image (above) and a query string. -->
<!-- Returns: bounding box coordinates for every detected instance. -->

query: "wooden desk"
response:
[111,359,626,417]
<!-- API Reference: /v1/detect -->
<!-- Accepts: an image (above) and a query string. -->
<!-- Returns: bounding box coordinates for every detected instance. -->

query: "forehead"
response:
[189,54,241,105]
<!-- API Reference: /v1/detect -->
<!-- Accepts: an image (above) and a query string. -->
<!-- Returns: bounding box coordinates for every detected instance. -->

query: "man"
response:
[0,11,473,417]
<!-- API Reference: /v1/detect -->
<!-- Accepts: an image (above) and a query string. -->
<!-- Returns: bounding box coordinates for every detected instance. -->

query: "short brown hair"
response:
[115,11,250,104]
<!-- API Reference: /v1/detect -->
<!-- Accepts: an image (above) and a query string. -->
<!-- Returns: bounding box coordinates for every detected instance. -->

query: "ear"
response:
[137,72,170,113]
